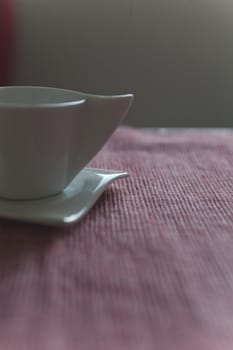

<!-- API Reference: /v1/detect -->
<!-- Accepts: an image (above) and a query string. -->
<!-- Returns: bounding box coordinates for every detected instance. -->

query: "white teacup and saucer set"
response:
[0,86,133,226]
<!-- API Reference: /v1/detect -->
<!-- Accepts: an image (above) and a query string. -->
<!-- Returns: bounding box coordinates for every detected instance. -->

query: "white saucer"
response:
[0,168,128,226]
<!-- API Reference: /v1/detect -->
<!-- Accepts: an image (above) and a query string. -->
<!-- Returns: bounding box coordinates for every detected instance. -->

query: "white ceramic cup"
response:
[0,86,133,200]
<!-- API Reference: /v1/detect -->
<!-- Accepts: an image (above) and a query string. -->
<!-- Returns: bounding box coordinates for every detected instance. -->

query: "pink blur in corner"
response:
[0,0,15,85]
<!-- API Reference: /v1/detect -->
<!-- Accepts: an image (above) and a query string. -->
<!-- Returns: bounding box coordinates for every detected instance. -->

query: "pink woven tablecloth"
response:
[0,127,232,350]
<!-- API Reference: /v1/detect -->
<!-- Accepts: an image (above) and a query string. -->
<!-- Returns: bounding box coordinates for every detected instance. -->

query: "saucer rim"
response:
[0,168,129,227]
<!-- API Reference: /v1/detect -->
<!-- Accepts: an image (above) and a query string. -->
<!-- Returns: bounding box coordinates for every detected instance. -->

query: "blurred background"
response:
[12,0,233,127]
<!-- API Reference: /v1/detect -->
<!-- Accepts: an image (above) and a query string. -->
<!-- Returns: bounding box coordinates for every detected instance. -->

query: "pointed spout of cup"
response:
[67,92,134,183]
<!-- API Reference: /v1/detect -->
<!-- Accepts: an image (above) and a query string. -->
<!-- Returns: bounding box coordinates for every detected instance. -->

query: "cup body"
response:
[0,86,85,199]
[0,86,133,200]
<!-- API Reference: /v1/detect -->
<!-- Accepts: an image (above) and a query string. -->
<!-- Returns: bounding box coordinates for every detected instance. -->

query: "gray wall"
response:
[14,0,233,127]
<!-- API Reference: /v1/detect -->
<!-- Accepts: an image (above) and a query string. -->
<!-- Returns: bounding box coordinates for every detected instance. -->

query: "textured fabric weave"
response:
[0,127,232,350]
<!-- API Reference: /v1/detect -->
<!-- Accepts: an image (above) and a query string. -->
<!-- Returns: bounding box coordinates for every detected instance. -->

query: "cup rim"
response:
[0,86,86,109]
